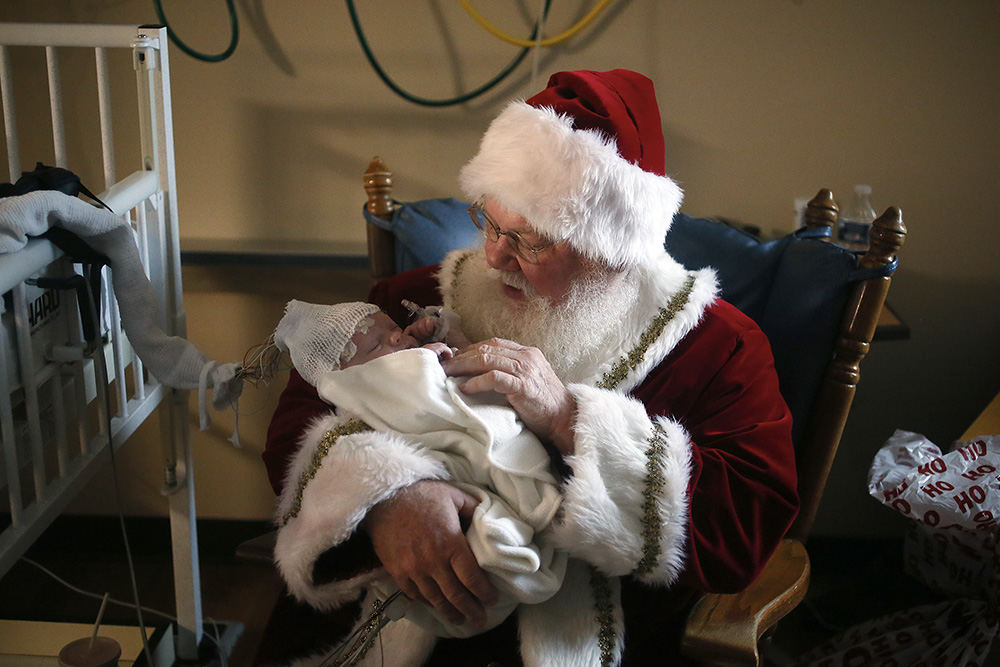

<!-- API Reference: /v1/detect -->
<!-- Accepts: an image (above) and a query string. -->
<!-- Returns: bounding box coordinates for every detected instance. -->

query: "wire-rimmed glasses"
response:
[467,199,554,264]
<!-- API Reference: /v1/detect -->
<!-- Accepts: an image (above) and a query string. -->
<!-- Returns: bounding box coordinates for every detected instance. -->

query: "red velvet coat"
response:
[263,262,797,665]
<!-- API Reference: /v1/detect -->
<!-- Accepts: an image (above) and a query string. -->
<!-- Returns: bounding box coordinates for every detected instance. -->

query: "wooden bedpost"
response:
[363,156,397,282]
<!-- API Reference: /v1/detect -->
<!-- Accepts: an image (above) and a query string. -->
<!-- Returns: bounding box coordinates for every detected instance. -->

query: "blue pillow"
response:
[763,238,878,445]
[363,198,480,273]
[665,214,791,322]
[666,214,861,444]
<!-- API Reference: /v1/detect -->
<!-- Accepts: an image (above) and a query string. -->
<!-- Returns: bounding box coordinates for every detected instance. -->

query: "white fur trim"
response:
[300,562,628,667]
[437,249,469,313]
[552,386,691,585]
[274,413,450,610]
[518,559,624,667]
[273,411,337,522]
[589,264,719,393]
[459,101,683,269]
[438,250,719,389]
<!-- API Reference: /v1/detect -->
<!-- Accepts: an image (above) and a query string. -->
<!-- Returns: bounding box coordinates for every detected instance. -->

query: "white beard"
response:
[452,251,639,382]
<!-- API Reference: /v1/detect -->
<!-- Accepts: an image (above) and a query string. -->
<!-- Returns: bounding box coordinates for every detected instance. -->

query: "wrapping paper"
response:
[802,430,999,666]
[868,430,999,601]
[801,598,997,667]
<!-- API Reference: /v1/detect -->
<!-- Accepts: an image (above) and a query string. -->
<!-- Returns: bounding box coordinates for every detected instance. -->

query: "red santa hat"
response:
[459,69,683,269]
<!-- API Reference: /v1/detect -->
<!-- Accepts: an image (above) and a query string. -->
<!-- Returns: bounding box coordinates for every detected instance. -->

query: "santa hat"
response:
[459,69,683,269]
[273,300,380,385]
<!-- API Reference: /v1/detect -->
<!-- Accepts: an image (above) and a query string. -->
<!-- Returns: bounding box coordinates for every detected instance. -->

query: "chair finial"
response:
[862,207,906,269]
[804,189,838,234]
[364,156,395,217]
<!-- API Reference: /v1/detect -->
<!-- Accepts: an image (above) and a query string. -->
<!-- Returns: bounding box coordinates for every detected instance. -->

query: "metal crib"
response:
[0,22,207,662]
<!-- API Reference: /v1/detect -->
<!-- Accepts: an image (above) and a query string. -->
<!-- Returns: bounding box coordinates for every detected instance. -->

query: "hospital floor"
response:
[0,517,281,666]
[0,517,956,665]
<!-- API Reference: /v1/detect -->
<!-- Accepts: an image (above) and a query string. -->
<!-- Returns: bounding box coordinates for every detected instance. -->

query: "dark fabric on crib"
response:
[0,161,112,211]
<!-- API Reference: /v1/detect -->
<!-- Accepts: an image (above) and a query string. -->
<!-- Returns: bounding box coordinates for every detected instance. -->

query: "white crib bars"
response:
[0,23,204,661]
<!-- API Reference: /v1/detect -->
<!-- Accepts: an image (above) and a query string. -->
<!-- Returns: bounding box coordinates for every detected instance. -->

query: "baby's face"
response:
[343,312,418,368]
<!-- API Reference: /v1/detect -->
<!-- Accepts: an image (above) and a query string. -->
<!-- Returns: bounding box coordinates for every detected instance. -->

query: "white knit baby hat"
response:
[273,300,380,385]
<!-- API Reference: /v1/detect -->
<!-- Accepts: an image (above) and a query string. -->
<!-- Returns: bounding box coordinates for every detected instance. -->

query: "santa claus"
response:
[264,69,798,666]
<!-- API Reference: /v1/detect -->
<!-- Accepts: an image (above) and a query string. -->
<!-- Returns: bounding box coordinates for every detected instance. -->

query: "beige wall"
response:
[2,1,998,537]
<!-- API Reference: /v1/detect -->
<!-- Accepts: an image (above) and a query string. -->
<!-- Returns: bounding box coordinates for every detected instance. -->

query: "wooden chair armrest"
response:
[681,538,810,666]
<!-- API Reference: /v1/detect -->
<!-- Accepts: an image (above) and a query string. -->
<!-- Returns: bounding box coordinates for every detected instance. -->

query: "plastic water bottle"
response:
[838,184,877,250]
[794,197,810,230]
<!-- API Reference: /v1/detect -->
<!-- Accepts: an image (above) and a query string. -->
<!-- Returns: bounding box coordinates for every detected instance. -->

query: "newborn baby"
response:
[272,299,566,638]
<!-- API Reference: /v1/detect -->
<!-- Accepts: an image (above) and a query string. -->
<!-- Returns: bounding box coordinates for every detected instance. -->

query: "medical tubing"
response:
[153,0,239,62]
[21,557,228,664]
[346,0,552,107]
[31,273,155,665]
[459,0,614,47]
[83,277,157,667]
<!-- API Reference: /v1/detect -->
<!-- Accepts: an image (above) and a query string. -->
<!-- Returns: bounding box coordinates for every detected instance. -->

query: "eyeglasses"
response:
[467,199,555,264]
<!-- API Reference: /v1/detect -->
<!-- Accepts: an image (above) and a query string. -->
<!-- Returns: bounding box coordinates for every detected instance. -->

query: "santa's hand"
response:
[362,480,498,628]
[442,338,577,455]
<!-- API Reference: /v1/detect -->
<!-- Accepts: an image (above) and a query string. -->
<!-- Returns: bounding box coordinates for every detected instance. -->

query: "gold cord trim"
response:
[324,594,399,666]
[280,418,372,526]
[590,566,616,667]
[635,423,668,575]
[449,249,474,298]
[345,597,388,665]
[597,273,696,391]
[584,273,696,660]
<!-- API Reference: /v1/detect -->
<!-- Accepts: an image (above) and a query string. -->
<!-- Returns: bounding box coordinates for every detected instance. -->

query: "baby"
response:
[275,299,463,375]
[271,299,567,638]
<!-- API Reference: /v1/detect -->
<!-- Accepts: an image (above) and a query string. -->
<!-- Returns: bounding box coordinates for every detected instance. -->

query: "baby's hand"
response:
[422,342,456,362]
[445,327,471,350]
[403,316,439,343]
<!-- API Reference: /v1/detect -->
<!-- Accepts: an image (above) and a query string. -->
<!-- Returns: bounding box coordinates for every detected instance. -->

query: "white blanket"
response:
[316,347,567,637]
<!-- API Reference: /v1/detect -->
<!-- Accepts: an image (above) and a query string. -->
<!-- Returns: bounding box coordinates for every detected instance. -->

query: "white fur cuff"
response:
[552,384,691,584]
[274,415,449,610]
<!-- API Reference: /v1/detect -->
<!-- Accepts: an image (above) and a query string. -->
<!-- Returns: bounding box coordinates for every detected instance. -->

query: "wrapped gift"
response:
[868,430,998,602]
[801,598,996,667]
[802,430,999,666]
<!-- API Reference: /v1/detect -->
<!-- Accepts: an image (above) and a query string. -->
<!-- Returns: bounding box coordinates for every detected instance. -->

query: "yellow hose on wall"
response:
[459,0,615,48]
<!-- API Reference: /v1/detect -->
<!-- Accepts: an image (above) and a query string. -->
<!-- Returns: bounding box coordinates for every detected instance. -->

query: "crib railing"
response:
[0,23,204,660]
